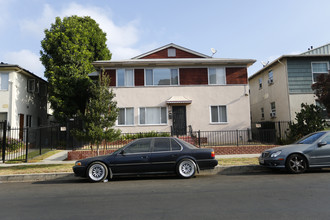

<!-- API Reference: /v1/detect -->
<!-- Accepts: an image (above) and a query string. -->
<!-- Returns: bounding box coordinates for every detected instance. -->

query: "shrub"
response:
[0,138,25,151]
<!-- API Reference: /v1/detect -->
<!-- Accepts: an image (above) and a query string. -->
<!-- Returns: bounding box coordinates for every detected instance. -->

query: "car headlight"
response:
[270,151,281,158]
[75,161,82,166]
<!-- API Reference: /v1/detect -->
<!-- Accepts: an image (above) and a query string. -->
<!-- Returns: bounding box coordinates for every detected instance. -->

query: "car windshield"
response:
[296,132,326,144]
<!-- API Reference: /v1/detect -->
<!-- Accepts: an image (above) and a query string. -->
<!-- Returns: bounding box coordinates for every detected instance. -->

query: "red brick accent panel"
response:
[68,146,276,160]
[226,67,248,84]
[180,68,208,85]
[212,145,276,155]
[68,150,116,160]
[140,47,204,59]
[105,69,116,86]
[134,69,144,86]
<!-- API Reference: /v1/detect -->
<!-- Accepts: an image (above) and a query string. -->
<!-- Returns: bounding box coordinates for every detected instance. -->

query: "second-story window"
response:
[0,72,9,90]
[145,68,178,86]
[268,70,274,84]
[312,62,329,82]
[117,69,134,87]
[208,67,226,85]
[259,78,263,89]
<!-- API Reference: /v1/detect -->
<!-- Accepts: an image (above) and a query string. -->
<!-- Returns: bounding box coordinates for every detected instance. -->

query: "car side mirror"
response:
[318,142,327,147]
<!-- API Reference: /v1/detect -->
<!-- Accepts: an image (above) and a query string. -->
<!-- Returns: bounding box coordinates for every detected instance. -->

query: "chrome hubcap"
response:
[89,164,105,181]
[179,161,195,177]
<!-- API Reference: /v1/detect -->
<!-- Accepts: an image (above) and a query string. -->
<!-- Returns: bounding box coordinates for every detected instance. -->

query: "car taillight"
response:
[211,151,215,158]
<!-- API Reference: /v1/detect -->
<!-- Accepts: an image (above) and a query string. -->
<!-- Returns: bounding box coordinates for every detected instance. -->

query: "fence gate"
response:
[0,120,28,163]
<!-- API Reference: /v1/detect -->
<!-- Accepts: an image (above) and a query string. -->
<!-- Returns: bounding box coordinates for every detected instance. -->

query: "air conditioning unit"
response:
[268,79,274,84]
[270,112,276,118]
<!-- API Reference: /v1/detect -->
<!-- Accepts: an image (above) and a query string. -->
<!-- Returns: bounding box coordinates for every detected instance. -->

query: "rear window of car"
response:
[176,139,198,149]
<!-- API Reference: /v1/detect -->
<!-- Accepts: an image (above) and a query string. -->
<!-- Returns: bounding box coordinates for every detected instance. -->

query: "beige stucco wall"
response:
[113,85,250,133]
[249,59,291,122]
[289,94,316,121]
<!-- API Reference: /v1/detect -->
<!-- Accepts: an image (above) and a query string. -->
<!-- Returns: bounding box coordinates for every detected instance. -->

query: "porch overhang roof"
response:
[166,96,192,105]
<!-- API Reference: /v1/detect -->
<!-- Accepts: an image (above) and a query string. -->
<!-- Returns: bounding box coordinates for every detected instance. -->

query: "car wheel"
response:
[87,162,108,182]
[177,159,196,178]
[286,154,307,174]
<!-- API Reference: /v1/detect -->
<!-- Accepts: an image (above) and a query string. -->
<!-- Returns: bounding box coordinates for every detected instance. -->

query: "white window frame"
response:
[117,107,134,126]
[168,48,176,57]
[208,67,226,85]
[311,62,329,83]
[210,105,228,124]
[268,70,274,84]
[259,78,263,89]
[0,72,9,91]
[27,79,35,93]
[144,68,179,86]
[116,69,134,87]
[139,107,168,125]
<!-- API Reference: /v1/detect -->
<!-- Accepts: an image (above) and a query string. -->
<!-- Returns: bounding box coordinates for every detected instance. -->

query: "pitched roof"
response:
[301,43,330,55]
[131,43,212,59]
[0,62,47,83]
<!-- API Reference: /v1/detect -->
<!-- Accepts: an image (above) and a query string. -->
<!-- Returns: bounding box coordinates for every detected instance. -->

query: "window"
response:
[208,67,226,85]
[210,106,227,123]
[139,107,167,125]
[0,73,9,90]
[168,48,176,57]
[0,112,7,121]
[26,115,32,127]
[124,139,151,154]
[145,69,178,86]
[261,108,264,119]
[154,138,171,152]
[270,102,276,118]
[117,69,134,87]
[27,79,35,92]
[259,78,262,89]
[312,62,329,82]
[268,70,273,84]
[118,108,134,125]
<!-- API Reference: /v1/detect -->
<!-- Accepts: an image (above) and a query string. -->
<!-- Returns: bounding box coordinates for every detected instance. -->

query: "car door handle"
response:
[141,156,148,159]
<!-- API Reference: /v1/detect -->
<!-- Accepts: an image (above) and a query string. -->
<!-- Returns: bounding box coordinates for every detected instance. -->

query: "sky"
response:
[1,0,330,79]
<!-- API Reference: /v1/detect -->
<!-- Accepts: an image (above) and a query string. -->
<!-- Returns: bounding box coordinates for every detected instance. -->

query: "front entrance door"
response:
[172,106,187,135]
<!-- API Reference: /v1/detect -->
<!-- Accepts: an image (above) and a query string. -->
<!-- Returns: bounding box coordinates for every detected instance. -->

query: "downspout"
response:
[277,59,291,121]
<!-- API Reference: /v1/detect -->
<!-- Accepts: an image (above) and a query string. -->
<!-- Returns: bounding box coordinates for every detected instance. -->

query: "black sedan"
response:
[73,137,218,182]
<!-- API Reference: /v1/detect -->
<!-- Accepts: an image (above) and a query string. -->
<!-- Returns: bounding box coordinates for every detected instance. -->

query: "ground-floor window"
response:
[139,107,167,125]
[118,108,134,125]
[210,105,227,123]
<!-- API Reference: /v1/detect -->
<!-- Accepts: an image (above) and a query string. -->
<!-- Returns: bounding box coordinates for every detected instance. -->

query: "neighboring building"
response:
[249,43,330,123]
[0,62,48,129]
[92,43,255,134]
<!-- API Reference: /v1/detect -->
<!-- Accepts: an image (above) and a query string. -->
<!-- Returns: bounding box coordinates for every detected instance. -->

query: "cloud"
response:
[20,2,143,60]
[4,50,45,79]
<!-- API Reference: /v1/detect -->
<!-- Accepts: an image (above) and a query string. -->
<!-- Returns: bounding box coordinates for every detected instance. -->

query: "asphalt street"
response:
[1,170,330,220]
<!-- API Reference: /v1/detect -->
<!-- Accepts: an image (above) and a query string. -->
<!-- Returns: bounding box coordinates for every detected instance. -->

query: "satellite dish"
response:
[211,48,217,57]
[261,61,269,67]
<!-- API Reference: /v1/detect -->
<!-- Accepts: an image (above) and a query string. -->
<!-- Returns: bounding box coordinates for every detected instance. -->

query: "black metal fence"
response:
[0,119,291,163]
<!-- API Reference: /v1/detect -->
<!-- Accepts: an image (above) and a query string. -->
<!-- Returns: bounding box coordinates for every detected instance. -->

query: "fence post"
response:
[25,127,29,163]
[236,130,239,147]
[198,130,201,148]
[2,120,7,163]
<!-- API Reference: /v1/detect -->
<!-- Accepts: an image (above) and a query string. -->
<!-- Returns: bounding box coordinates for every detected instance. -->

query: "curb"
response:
[0,165,270,183]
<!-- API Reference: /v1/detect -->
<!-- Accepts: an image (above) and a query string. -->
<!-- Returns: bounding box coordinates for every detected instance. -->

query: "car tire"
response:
[176,159,196,178]
[285,154,308,174]
[87,162,108,182]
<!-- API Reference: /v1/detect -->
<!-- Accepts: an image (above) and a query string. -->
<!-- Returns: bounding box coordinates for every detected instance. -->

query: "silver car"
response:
[259,131,330,174]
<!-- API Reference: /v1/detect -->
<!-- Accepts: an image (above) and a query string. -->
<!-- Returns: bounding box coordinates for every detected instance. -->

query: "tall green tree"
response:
[287,103,325,142]
[40,15,111,123]
[73,73,120,154]
[312,72,330,116]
